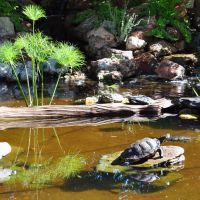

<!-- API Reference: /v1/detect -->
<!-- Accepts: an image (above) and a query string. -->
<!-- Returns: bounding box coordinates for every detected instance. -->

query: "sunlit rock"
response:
[126,36,147,50]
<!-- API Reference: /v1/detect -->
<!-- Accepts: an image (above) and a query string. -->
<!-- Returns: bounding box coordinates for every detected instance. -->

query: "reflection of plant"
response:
[0,5,85,107]
[147,0,191,43]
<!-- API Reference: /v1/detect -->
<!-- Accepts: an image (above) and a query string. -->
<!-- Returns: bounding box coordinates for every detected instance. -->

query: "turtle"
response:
[111,134,171,165]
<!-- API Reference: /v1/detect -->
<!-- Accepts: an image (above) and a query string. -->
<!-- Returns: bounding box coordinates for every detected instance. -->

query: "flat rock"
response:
[96,146,184,174]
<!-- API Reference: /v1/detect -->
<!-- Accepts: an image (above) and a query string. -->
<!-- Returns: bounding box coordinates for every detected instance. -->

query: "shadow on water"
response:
[61,170,183,194]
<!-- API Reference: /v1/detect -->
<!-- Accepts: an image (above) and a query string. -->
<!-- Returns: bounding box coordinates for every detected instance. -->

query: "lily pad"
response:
[96,146,184,174]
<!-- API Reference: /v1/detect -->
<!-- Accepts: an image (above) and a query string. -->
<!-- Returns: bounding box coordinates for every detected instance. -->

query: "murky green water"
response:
[0,79,200,200]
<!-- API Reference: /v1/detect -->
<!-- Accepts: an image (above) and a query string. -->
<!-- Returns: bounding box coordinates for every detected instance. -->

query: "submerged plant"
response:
[8,154,84,187]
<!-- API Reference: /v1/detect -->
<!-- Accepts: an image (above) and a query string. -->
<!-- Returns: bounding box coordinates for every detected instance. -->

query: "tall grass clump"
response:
[0,5,85,107]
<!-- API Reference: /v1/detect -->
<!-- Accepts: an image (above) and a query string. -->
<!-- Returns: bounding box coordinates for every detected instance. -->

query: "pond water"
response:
[0,78,200,200]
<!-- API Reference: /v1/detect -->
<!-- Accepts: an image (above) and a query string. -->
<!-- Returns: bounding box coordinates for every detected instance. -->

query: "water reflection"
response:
[62,169,183,195]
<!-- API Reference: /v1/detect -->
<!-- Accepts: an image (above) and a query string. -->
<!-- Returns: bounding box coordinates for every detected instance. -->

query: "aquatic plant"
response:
[8,154,85,187]
[23,5,46,33]
[50,43,85,104]
[0,42,28,106]
[0,5,85,107]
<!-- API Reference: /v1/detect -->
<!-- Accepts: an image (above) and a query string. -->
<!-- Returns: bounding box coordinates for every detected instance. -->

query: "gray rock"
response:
[0,17,15,37]
[19,62,33,81]
[98,93,124,103]
[43,59,69,75]
[0,63,13,80]
[127,95,155,105]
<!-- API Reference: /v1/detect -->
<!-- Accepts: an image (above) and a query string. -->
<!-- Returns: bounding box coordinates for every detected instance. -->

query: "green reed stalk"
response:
[49,72,62,105]
[10,62,28,106]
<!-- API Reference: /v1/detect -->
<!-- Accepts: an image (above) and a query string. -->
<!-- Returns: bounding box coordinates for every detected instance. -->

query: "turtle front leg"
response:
[157,148,164,158]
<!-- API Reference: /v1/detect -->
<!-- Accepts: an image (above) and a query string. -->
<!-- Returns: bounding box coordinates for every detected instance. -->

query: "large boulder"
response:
[87,26,118,58]
[155,59,185,80]
[0,17,15,37]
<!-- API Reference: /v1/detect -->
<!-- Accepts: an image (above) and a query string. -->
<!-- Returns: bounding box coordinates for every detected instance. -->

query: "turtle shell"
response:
[112,137,161,165]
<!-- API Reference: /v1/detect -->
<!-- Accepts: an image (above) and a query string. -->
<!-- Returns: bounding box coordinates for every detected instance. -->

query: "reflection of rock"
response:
[62,170,183,194]
[0,168,15,183]
[0,142,11,159]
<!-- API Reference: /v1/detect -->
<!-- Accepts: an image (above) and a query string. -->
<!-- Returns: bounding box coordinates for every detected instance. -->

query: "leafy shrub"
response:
[73,1,141,41]
[147,0,192,42]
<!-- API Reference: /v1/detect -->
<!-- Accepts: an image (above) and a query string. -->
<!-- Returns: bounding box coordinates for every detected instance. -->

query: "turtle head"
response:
[158,133,171,143]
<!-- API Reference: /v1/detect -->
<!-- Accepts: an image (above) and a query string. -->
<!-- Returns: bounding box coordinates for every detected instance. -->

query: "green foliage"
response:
[73,1,141,41]
[0,42,19,64]
[23,5,46,22]
[52,43,85,68]
[0,0,22,31]
[8,154,84,187]
[147,0,192,43]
